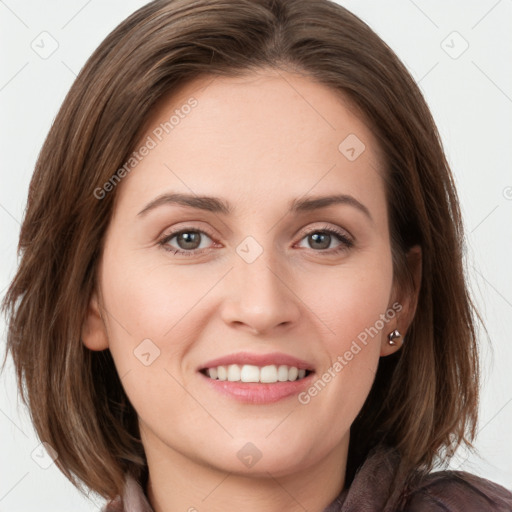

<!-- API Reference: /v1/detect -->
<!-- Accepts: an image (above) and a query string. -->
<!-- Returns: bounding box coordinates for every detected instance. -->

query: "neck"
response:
[143,432,348,512]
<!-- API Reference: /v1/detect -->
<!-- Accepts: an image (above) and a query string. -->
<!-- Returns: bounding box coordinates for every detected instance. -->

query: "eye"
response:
[296,225,354,254]
[158,228,216,255]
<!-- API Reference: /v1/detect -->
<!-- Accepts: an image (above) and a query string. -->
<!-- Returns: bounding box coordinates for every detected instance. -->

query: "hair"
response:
[2,0,480,505]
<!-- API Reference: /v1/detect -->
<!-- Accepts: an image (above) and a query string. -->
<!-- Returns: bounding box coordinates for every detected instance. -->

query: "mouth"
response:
[197,351,316,403]
[197,352,316,404]
[200,364,314,383]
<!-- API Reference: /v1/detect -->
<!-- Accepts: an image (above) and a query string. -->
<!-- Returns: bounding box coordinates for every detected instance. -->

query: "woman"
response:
[2,0,512,510]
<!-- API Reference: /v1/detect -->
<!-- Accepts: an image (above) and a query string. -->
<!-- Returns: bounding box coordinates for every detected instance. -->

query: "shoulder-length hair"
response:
[2,0,479,501]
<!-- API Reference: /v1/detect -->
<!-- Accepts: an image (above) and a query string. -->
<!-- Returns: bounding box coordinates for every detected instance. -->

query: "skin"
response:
[82,68,421,512]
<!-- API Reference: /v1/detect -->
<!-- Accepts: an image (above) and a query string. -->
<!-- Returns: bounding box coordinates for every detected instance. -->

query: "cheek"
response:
[296,253,393,413]
[294,287,392,448]
[100,245,215,340]
[97,254,206,422]
[306,254,394,348]
[98,247,228,418]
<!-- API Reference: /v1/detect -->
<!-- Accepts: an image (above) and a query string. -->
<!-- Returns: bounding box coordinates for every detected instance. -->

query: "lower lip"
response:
[199,371,315,404]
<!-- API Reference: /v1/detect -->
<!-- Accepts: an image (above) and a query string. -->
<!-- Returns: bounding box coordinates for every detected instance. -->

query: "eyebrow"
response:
[137,192,373,221]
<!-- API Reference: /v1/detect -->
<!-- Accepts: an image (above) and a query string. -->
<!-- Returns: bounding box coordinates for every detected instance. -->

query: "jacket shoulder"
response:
[403,469,512,511]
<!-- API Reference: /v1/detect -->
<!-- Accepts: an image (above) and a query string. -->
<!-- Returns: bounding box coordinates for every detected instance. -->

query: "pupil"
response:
[310,232,330,249]
[179,232,200,249]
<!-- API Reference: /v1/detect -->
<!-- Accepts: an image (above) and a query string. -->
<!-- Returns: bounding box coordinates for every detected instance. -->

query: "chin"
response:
[198,434,316,477]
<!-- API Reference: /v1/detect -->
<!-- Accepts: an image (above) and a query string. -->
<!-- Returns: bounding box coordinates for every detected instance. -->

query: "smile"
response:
[201,364,311,383]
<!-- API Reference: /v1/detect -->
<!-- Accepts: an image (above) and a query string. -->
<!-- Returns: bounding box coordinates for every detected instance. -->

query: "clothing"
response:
[103,444,512,511]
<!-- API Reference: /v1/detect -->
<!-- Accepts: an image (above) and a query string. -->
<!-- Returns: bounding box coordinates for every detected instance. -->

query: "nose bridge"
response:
[237,249,282,300]
[220,238,300,334]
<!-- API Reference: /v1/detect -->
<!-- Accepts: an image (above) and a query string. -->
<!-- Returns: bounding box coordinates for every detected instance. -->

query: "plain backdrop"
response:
[1,1,511,510]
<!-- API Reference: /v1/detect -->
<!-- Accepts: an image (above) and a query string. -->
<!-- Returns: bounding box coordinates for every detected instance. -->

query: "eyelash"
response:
[158,225,354,256]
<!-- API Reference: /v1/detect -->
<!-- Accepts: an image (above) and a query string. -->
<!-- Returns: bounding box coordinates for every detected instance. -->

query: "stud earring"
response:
[388,329,401,346]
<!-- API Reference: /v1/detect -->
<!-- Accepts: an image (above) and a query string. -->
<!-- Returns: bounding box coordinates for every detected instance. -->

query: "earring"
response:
[388,329,401,346]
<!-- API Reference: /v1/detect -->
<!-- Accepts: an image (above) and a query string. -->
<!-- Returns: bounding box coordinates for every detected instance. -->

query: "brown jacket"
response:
[104,445,512,511]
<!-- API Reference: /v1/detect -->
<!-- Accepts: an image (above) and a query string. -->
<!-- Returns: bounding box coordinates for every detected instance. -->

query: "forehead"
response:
[114,69,386,219]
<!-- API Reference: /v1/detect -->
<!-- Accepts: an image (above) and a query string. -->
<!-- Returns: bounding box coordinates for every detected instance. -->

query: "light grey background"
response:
[1,1,511,510]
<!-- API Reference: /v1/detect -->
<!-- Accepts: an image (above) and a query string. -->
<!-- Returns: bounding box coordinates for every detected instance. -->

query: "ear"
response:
[81,290,109,351]
[380,245,422,356]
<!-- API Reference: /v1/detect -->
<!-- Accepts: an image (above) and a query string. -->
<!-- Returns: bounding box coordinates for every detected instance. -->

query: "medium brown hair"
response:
[2,0,480,503]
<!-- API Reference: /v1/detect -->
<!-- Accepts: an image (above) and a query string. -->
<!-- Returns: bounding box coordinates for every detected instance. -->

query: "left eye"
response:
[296,228,353,252]
[159,226,354,255]
[159,229,213,254]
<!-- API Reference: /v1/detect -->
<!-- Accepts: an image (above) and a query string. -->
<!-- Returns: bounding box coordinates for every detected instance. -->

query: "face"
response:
[83,68,415,479]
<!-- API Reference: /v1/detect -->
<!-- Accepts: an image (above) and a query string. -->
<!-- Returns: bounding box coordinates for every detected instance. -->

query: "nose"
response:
[219,252,301,336]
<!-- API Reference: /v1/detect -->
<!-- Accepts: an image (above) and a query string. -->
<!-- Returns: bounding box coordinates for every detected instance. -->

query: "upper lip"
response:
[199,351,315,371]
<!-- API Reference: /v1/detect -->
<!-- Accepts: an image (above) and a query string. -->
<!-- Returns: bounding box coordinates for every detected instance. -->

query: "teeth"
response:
[205,364,309,383]
[240,364,260,382]
[277,365,289,382]
[260,365,278,383]
[227,364,241,381]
